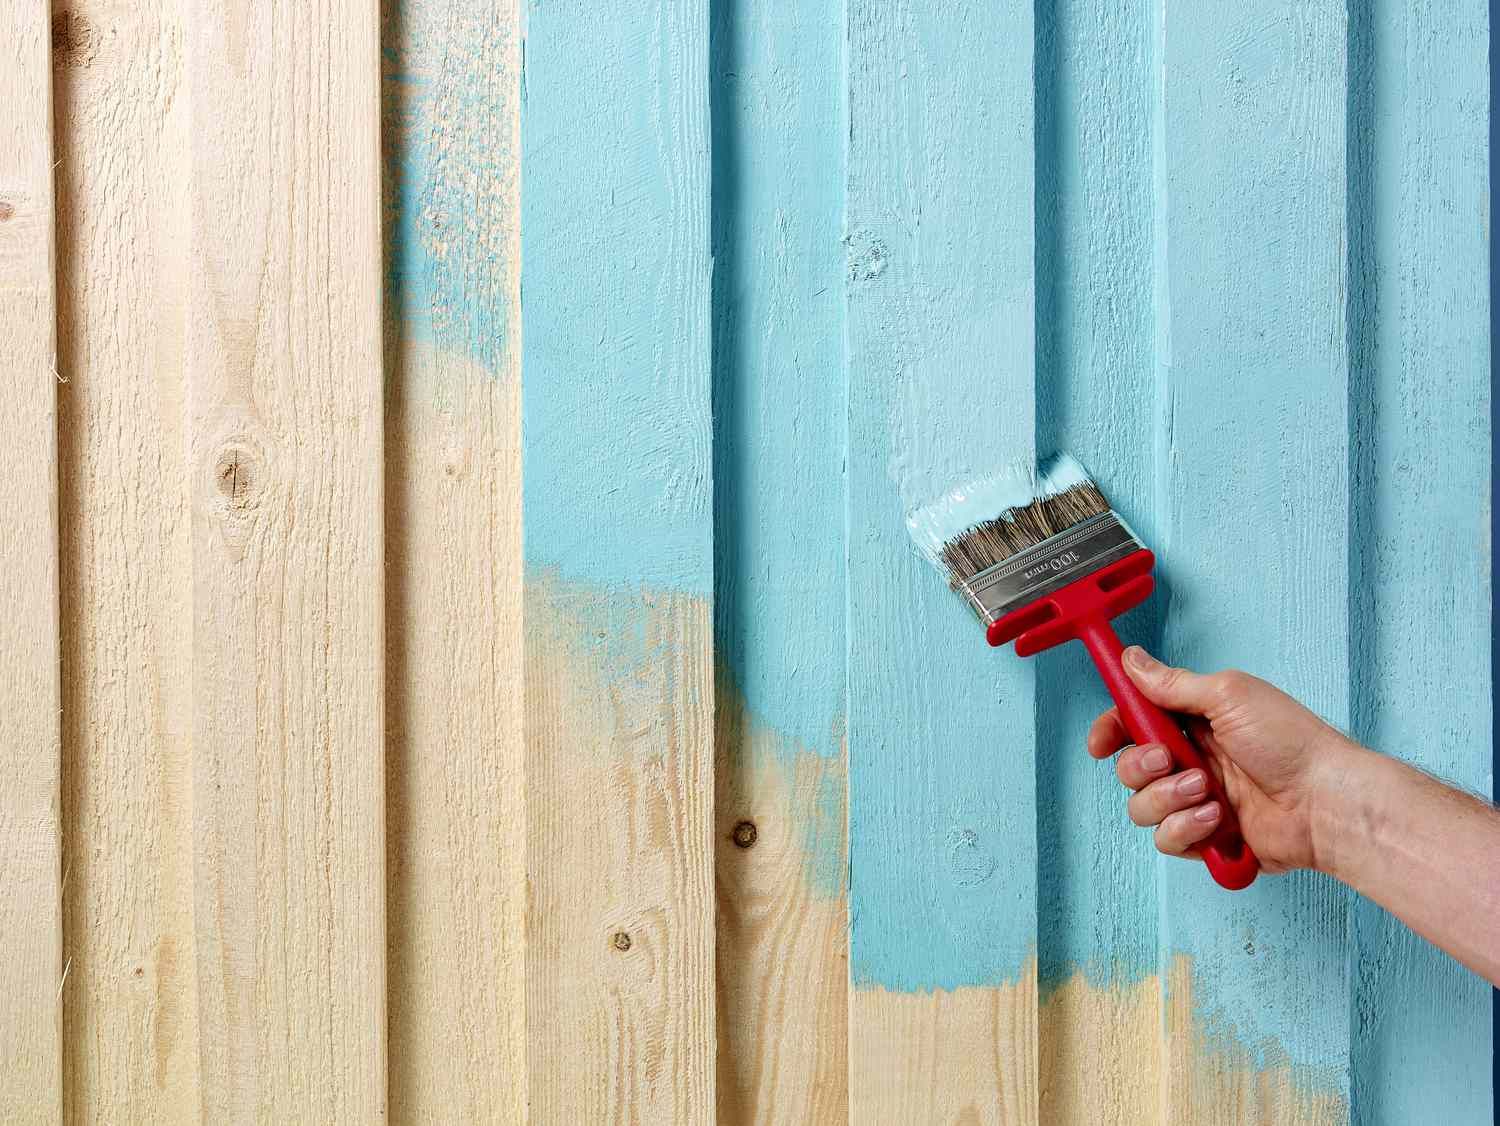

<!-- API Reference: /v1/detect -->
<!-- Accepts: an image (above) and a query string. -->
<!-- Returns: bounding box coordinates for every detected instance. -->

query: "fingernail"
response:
[1177,770,1206,797]
[1193,801,1221,823]
[1123,646,1151,670]
[1142,746,1170,773]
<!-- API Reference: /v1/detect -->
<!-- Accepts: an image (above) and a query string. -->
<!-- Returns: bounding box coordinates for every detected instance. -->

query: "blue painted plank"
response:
[521,0,717,1119]
[1348,3,1494,1123]
[1157,1,1352,1120]
[1035,0,1163,1116]
[845,0,1039,1116]
[709,0,849,1118]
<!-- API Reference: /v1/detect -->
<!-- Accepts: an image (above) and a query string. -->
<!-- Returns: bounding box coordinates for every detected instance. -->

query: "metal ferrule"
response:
[957,510,1144,624]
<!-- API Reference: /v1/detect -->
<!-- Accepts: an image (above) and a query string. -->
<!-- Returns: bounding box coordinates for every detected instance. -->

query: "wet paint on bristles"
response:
[905,453,1111,588]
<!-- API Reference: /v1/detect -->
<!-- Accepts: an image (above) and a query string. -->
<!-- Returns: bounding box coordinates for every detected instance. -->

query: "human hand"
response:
[1085,646,1359,874]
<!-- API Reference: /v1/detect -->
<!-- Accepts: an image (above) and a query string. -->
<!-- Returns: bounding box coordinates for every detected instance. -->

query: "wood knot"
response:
[214,445,260,507]
[731,820,758,849]
[611,931,632,952]
[0,201,13,223]
[52,11,99,68]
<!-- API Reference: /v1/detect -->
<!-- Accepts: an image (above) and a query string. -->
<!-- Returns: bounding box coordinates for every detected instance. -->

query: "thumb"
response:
[1122,646,1218,715]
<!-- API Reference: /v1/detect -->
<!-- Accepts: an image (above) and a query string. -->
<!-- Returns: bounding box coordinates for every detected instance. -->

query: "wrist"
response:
[1307,735,1386,881]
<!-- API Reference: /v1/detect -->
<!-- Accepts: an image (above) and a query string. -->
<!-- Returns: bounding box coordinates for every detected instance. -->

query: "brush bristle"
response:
[906,454,1111,588]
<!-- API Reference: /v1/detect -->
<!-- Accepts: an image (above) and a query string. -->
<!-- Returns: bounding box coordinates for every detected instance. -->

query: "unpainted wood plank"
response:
[1347,2,1493,1121]
[186,0,386,1119]
[0,1,62,1119]
[381,0,525,1120]
[1156,2,1351,1121]
[708,0,848,1121]
[1033,0,1162,1119]
[845,1,1039,1121]
[51,2,200,1120]
[521,0,716,1121]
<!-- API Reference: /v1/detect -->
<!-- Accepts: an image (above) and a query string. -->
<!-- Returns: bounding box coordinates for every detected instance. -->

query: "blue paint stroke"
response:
[846,0,1039,993]
[1156,0,1352,1083]
[521,0,713,593]
[1034,0,1161,998]
[710,0,846,761]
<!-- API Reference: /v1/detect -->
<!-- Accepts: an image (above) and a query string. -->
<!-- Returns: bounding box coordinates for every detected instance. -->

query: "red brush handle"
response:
[1075,617,1259,890]
[987,548,1259,890]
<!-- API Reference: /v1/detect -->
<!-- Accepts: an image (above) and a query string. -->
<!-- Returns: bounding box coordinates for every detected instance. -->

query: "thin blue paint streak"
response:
[846,0,1038,992]
[710,0,845,763]
[521,0,713,594]
[381,12,513,374]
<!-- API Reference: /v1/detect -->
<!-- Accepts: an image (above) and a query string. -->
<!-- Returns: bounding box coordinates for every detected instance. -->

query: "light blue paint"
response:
[521,0,713,594]
[1348,2,1494,1122]
[382,5,515,372]
[1034,0,1161,997]
[711,0,846,762]
[1157,0,1352,1084]
[846,0,1039,991]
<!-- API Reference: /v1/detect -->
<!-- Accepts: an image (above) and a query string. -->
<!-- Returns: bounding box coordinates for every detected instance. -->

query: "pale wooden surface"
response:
[52,0,200,1120]
[381,0,525,1119]
[0,0,61,1120]
[186,0,386,1119]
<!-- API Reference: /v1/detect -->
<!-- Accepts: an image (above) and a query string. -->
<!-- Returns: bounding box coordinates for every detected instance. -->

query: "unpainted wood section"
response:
[0,0,61,1119]
[524,579,716,1123]
[380,0,524,1120]
[186,0,386,1119]
[849,974,1039,1125]
[51,1,199,1120]
[714,690,847,1125]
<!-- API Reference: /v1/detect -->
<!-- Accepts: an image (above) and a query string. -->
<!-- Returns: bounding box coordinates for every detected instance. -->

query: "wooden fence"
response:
[1,0,1492,1121]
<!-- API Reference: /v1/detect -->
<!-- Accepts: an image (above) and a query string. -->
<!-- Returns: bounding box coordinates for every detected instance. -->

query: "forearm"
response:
[1314,743,1500,986]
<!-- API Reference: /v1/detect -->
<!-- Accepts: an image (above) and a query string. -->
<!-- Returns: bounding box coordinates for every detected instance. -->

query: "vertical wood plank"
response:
[52,1,200,1119]
[1157,2,1350,1121]
[521,0,716,1121]
[709,0,848,1121]
[0,1,61,1119]
[1348,3,1494,1122]
[187,0,386,1119]
[845,1,1039,1121]
[1033,1,1161,1121]
[381,0,525,1120]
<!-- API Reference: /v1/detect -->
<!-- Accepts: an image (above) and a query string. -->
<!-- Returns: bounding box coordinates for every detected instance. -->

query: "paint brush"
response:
[907,454,1260,890]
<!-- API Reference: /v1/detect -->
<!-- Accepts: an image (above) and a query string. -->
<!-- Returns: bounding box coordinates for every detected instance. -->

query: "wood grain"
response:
[381,0,524,1120]
[186,0,386,1119]
[0,0,61,1119]
[845,0,1039,1119]
[52,1,200,1120]
[709,0,848,1121]
[521,0,716,1120]
[1348,2,1494,1120]
[1157,1,1351,1120]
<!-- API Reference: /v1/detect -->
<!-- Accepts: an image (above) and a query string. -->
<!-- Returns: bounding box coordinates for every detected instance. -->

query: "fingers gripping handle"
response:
[1075,619,1260,891]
